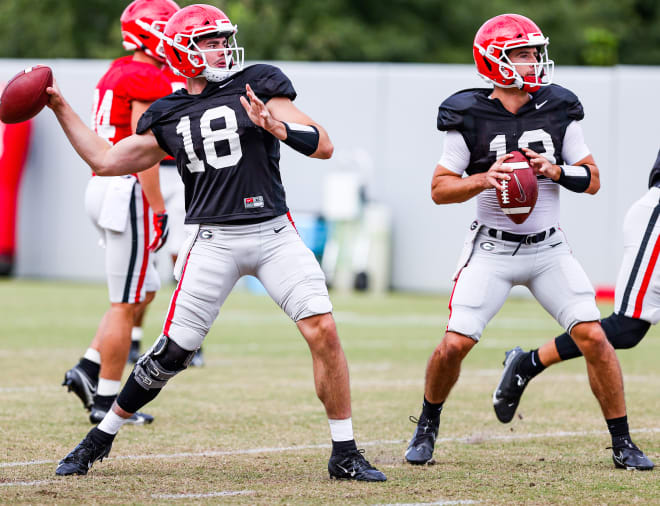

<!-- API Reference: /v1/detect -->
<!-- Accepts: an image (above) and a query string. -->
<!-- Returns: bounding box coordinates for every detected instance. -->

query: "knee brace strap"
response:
[133,335,196,390]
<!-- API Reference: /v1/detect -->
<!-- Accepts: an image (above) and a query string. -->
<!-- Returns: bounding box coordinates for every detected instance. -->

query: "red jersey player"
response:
[61,0,180,425]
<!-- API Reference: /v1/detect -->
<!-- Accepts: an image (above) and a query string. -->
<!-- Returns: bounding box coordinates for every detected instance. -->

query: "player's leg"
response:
[527,239,653,469]
[497,190,660,419]
[127,295,149,364]
[160,165,205,366]
[408,231,514,464]
[62,310,107,410]
[256,214,385,481]
[56,230,240,476]
[88,186,160,425]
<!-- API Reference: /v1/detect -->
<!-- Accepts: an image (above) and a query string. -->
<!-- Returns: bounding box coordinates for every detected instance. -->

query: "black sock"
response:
[93,394,115,412]
[78,358,100,382]
[606,415,630,446]
[421,397,443,420]
[331,439,357,455]
[517,349,546,379]
[89,426,115,446]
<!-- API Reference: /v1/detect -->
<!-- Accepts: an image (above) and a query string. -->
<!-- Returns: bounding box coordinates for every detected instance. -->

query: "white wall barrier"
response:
[1,59,658,293]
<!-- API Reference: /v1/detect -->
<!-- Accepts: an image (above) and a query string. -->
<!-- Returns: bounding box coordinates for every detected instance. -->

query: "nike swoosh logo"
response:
[337,464,356,477]
[535,100,548,110]
[548,242,562,248]
[274,226,286,233]
[513,173,527,202]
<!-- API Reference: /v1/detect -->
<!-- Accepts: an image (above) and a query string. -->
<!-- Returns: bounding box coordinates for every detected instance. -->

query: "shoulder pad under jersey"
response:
[437,88,489,131]
[535,84,584,121]
[240,64,297,101]
[121,61,172,103]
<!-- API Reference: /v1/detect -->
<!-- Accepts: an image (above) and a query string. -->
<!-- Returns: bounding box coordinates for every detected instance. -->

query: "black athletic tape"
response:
[557,164,591,193]
[282,122,319,156]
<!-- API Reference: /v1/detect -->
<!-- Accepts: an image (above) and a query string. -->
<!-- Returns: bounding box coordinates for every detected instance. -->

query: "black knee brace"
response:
[601,312,650,349]
[554,312,650,360]
[133,335,197,390]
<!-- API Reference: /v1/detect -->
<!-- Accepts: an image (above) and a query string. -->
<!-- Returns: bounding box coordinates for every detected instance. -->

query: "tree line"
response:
[1,0,659,66]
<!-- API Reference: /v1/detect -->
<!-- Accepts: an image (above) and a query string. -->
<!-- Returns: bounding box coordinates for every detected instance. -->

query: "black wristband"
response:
[282,122,319,156]
[557,164,591,193]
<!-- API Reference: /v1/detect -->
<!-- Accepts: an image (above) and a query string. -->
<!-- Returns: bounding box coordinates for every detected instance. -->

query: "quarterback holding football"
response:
[405,13,652,470]
[48,3,385,482]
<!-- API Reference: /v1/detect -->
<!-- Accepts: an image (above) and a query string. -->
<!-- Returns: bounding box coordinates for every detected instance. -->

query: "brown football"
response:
[0,65,53,124]
[496,150,538,224]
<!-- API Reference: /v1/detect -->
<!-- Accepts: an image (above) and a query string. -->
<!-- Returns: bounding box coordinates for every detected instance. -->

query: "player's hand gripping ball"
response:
[496,150,538,224]
[0,65,53,124]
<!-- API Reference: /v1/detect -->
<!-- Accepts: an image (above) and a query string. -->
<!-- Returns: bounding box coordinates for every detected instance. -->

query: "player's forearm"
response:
[51,102,119,175]
[137,164,166,214]
[53,103,134,176]
[431,173,487,204]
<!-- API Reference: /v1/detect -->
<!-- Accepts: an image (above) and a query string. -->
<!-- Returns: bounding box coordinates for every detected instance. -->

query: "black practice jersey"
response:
[136,64,296,224]
[648,149,660,188]
[437,84,584,175]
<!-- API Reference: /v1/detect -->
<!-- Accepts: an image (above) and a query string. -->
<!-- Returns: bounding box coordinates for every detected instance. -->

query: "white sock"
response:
[83,348,101,364]
[131,327,143,342]
[328,417,354,442]
[97,378,121,397]
[97,409,130,435]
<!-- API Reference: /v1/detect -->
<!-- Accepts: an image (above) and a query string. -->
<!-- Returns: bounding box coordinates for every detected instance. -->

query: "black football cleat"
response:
[190,347,205,367]
[62,365,97,411]
[493,346,531,423]
[55,434,112,476]
[328,449,386,482]
[611,440,654,470]
[405,414,440,465]
[127,341,142,364]
[89,406,154,425]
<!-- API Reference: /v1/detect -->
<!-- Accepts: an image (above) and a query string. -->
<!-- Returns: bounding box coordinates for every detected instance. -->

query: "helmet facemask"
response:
[475,33,554,92]
[131,19,169,62]
[191,30,244,82]
[156,21,244,80]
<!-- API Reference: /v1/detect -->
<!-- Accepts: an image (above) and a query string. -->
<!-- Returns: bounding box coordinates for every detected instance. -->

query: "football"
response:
[496,150,538,224]
[0,65,53,124]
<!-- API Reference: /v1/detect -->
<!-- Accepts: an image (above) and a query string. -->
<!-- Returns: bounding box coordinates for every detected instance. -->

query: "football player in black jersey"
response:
[47,4,385,482]
[405,13,653,471]
[494,148,660,470]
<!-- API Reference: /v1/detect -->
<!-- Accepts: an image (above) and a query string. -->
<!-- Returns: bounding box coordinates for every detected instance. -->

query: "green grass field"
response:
[1,279,658,504]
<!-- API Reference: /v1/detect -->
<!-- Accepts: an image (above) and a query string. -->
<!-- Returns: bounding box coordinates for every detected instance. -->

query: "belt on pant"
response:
[488,227,556,245]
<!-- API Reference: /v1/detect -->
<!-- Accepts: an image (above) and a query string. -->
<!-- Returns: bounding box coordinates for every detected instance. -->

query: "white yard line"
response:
[0,480,54,487]
[2,427,659,469]
[152,490,254,499]
[379,501,480,506]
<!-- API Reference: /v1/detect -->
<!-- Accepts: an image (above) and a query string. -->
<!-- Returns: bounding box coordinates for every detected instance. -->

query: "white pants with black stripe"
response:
[162,213,333,351]
[615,186,660,324]
[448,226,600,341]
[85,176,160,304]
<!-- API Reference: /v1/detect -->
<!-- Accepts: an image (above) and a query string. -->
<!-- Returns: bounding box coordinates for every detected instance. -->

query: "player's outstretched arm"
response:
[239,83,333,159]
[431,155,513,204]
[46,83,167,176]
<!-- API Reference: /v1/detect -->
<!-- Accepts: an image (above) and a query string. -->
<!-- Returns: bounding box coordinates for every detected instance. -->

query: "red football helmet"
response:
[473,14,554,92]
[158,4,244,81]
[121,0,180,62]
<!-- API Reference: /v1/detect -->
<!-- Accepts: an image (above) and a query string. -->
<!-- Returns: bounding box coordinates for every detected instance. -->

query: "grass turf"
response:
[0,278,658,504]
